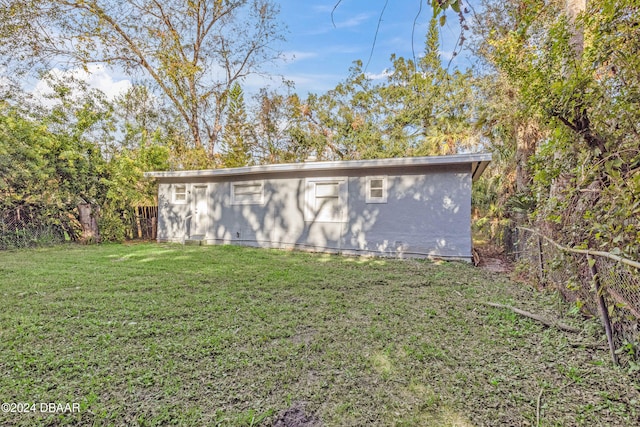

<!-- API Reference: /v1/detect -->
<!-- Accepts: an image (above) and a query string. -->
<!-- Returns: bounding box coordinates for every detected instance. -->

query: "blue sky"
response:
[254,0,470,96]
[25,1,470,103]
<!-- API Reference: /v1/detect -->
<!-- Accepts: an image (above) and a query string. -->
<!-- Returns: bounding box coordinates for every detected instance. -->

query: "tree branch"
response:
[483,302,580,333]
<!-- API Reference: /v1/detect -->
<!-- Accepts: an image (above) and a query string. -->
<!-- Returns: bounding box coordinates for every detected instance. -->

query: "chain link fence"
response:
[0,208,66,250]
[513,227,640,366]
[1,206,157,248]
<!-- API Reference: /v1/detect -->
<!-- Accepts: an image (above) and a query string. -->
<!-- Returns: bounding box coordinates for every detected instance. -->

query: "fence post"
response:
[588,254,619,366]
[537,234,545,283]
[136,206,143,239]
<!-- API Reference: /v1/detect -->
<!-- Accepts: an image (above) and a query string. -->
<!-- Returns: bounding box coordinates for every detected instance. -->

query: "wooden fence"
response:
[132,206,158,240]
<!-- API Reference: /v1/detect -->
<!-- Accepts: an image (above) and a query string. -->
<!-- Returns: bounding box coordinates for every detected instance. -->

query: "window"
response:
[315,182,340,198]
[305,177,348,222]
[366,176,387,203]
[173,184,187,204]
[231,181,264,205]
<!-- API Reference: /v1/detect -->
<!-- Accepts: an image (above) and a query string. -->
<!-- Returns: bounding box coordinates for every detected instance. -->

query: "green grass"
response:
[0,243,639,426]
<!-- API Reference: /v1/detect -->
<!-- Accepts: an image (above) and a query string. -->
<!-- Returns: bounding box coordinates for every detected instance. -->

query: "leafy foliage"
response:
[221,83,253,167]
[0,103,107,239]
[283,19,482,161]
[471,0,640,261]
[0,77,171,242]
[0,0,285,156]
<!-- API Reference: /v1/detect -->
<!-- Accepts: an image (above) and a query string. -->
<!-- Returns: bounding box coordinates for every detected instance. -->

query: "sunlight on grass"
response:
[342,255,388,265]
[371,352,393,377]
[425,408,476,427]
[315,253,335,263]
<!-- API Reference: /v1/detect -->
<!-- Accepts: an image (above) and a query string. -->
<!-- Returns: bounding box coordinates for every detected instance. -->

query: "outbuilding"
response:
[145,153,491,261]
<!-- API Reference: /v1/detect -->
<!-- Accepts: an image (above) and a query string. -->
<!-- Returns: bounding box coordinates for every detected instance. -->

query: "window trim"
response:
[173,184,188,204]
[305,177,348,222]
[366,176,388,204]
[230,180,265,205]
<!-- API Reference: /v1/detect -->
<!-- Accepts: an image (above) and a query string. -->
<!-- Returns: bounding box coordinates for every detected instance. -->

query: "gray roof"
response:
[145,153,492,182]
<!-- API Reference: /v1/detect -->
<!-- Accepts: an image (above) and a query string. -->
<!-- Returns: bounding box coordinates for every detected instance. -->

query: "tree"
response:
[474,0,640,257]
[100,144,170,242]
[0,0,285,157]
[0,102,108,242]
[221,83,253,167]
[0,77,177,243]
[114,85,165,151]
[296,66,386,160]
[383,18,479,156]
[111,84,210,169]
[468,0,552,242]
[287,18,480,162]
[248,88,306,164]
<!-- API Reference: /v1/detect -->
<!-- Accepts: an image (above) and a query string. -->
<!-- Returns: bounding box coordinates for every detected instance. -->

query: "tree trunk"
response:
[511,119,540,249]
[77,203,101,244]
[566,0,587,54]
[544,0,588,241]
[515,120,539,193]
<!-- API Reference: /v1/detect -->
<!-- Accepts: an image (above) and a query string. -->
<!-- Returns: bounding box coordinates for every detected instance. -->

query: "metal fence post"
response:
[588,254,619,366]
[537,234,545,283]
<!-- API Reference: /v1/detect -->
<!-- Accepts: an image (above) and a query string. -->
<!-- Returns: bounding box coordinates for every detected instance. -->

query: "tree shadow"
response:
[156,163,472,260]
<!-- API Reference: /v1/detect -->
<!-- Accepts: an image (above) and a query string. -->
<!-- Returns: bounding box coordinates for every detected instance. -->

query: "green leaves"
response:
[0,103,108,240]
[475,0,640,258]
[0,0,286,155]
[221,83,253,168]
[291,16,479,161]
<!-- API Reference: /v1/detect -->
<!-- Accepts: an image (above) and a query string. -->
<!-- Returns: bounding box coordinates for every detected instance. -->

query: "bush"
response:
[97,209,128,243]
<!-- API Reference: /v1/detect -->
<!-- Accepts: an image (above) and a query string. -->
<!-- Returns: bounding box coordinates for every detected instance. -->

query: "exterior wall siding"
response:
[156,164,472,260]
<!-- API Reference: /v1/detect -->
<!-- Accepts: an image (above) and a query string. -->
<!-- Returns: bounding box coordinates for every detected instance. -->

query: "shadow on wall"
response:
[157,169,472,259]
[157,190,194,243]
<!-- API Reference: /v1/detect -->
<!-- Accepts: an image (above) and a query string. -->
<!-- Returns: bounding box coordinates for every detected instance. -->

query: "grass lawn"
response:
[0,243,639,426]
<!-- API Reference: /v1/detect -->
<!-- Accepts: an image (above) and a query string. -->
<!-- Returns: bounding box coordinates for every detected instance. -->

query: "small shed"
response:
[145,153,491,261]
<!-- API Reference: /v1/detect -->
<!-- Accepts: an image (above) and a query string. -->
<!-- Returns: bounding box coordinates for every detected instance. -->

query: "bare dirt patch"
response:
[475,244,513,273]
[273,402,322,427]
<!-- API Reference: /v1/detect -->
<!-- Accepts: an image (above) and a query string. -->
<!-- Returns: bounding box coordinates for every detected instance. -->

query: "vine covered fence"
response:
[1,205,158,249]
[0,207,66,250]
[514,227,640,366]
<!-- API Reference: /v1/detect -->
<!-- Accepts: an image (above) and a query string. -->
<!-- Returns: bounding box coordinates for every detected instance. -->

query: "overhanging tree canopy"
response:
[0,0,285,156]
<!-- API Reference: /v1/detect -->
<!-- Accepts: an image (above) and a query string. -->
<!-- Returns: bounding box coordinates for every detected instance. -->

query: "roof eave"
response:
[144,153,492,180]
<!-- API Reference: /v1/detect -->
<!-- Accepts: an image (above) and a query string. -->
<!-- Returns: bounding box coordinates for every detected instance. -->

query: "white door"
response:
[192,185,208,236]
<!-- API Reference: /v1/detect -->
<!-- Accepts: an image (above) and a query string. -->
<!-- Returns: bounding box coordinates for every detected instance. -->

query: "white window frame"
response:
[231,181,265,205]
[366,176,388,204]
[173,184,188,204]
[305,177,348,222]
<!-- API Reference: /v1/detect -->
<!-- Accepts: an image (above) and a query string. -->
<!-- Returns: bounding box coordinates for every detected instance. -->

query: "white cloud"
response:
[82,65,131,99]
[311,4,335,13]
[30,64,131,105]
[365,69,391,80]
[304,10,374,36]
[279,51,319,63]
[333,13,373,29]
